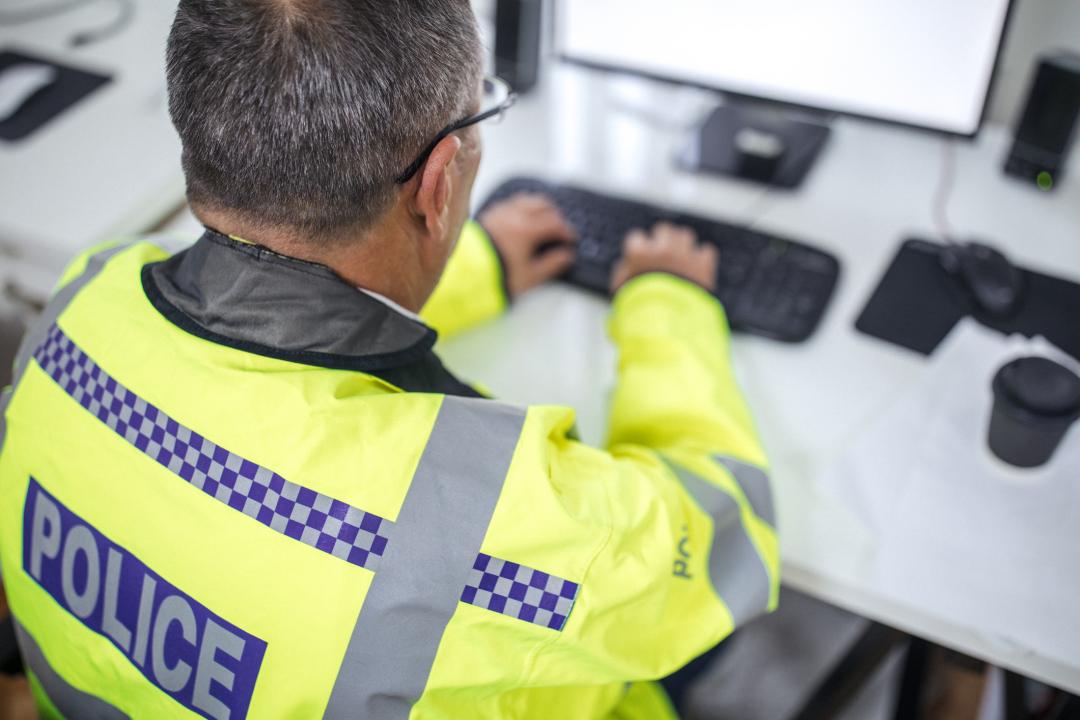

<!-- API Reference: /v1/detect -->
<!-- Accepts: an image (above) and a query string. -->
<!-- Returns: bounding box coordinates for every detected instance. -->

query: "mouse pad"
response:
[855,238,1080,360]
[0,49,111,143]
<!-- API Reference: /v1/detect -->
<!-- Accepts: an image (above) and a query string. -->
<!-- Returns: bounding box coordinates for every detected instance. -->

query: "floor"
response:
[0,299,26,388]
[685,587,905,720]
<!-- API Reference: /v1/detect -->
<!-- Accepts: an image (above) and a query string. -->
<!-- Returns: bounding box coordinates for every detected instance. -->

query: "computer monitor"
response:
[556,0,1014,185]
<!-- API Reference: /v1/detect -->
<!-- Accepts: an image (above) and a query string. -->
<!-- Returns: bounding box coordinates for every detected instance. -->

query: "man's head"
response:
[167,0,484,305]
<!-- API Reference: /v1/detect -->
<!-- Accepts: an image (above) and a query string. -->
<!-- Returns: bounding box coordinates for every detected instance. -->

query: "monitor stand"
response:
[678,103,832,188]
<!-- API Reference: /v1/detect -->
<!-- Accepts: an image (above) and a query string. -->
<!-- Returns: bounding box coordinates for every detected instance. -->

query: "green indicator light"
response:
[1036,171,1054,191]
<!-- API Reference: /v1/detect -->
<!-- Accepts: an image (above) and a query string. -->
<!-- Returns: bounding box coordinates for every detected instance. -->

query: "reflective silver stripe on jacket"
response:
[1,244,129,438]
[714,455,775,527]
[12,244,130,388]
[14,619,129,719]
[324,396,527,720]
[669,460,773,626]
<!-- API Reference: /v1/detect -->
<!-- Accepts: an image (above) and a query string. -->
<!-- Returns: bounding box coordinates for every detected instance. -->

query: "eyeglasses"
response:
[395,75,517,185]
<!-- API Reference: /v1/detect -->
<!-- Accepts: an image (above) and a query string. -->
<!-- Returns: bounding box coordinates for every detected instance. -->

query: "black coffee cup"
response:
[988,355,1080,468]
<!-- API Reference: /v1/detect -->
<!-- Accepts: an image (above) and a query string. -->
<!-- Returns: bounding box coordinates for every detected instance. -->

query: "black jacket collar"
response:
[142,230,481,397]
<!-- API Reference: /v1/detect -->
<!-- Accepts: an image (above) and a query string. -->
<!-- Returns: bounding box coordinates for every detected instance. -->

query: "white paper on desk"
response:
[818,320,1080,668]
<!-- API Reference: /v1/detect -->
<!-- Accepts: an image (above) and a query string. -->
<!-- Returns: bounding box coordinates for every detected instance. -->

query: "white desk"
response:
[0,1,183,300]
[431,66,1080,694]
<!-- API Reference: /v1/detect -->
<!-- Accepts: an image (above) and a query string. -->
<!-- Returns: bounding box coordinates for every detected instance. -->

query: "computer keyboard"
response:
[479,178,841,343]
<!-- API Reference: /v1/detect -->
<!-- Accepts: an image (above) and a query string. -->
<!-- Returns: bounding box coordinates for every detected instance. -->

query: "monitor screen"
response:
[556,0,1012,136]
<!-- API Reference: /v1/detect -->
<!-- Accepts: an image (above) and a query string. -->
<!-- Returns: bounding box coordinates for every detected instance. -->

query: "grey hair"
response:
[166,0,483,240]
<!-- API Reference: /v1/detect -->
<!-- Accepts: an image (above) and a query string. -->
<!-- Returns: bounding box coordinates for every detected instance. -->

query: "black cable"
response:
[69,0,134,47]
[607,97,704,133]
[0,0,134,48]
[0,0,96,25]
[610,93,838,231]
[742,111,837,232]
[932,136,959,244]
[603,90,840,239]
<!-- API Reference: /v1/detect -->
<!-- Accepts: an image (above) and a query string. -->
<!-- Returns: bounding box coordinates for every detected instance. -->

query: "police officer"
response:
[0,1,778,718]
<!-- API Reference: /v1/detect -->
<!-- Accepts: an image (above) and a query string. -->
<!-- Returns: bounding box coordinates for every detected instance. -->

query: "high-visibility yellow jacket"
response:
[0,221,778,720]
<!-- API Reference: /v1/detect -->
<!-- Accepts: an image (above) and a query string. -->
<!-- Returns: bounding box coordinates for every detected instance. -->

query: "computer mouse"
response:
[940,241,1024,317]
[0,63,58,124]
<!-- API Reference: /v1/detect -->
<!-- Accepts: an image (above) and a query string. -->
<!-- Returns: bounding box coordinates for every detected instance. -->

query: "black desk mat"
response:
[0,48,111,143]
[855,238,1080,360]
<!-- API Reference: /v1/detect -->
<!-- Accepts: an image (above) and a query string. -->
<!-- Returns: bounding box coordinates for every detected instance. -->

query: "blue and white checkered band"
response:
[462,553,579,630]
[32,324,391,572]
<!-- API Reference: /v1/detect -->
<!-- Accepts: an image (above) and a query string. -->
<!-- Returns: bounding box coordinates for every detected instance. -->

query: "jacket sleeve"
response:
[420,221,509,339]
[527,273,779,685]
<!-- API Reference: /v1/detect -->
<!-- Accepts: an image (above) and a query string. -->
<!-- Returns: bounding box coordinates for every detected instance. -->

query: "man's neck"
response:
[194,206,428,313]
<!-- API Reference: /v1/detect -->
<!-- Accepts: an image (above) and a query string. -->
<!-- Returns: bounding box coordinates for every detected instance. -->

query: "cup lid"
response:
[993,356,1080,421]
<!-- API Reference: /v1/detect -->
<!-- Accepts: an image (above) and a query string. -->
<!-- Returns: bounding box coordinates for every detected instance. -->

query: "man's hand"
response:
[478,193,578,300]
[610,222,718,294]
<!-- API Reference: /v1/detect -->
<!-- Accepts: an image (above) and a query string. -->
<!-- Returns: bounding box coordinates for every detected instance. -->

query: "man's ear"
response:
[411,134,463,239]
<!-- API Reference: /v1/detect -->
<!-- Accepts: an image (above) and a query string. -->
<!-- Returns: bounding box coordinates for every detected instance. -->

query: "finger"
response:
[521,193,560,210]
[698,244,720,281]
[531,202,567,222]
[535,202,578,234]
[530,208,578,244]
[652,224,675,251]
[623,228,650,254]
[515,193,556,212]
[698,243,720,265]
[665,226,694,252]
[497,193,547,215]
[610,259,630,294]
[530,246,576,281]
[677,225,698,249]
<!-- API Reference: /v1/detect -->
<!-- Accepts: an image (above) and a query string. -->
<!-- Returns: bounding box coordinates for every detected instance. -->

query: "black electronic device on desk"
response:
[480,178,841,343]
[1003,51,1080,191]
[0,49,111,142]
[856,238,1080,360]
